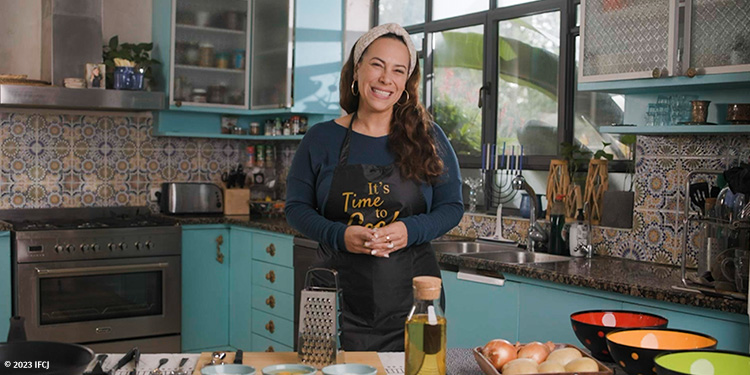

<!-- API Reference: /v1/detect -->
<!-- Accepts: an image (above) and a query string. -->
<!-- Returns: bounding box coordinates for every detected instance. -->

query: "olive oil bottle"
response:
[405,276,446,375]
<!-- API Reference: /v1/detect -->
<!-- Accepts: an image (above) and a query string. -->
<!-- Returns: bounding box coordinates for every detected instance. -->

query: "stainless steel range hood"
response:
[0,0,164,111]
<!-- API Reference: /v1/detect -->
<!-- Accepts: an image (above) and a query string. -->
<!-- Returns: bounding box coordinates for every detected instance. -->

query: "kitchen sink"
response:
[462,251,571,264]
[431,240,522,255]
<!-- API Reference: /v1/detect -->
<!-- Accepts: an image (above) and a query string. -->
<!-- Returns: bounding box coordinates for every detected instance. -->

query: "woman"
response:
[285,23,463,351]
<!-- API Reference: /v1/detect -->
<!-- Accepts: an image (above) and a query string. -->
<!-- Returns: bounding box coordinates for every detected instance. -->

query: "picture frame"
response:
[85,63,106,89]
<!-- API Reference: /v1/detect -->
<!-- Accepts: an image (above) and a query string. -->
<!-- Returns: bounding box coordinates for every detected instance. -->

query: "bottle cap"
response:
[413,276,441,300]
[555,194,566,201]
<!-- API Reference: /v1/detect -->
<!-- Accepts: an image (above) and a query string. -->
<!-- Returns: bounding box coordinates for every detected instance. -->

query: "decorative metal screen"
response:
[690,0,750,69]
[582,0,671,77]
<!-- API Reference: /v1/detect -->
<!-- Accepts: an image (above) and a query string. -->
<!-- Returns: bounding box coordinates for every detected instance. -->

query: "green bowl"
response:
[201,364,256,375]
[654,350,750,375]
[322,364,377,375]
[261,364,317,375]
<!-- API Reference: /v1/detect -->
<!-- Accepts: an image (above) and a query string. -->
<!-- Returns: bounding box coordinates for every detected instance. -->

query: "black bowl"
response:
[570,310,668,361]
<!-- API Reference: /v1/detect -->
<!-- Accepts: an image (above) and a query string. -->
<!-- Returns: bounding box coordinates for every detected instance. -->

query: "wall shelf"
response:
[175,24,245,36]
[578,72,750,94]
[152,131,304,140]
[175,65,245,74]
[599,125,750,135]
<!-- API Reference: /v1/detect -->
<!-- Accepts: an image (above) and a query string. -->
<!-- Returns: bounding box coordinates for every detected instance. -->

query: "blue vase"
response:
[520,193,545,219]
[113,67,134,90]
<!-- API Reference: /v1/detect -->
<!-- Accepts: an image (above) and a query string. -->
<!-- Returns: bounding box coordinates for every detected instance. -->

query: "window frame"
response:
[373,0,628,173]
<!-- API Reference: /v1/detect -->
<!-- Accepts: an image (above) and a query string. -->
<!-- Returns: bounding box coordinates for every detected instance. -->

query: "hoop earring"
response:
[351,81,359,96]
[397,90,410,105]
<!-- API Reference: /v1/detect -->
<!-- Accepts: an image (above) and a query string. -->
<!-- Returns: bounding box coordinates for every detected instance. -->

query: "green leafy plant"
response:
[560,141,592,185]
[102,35,160,89]
[593,142,614,161]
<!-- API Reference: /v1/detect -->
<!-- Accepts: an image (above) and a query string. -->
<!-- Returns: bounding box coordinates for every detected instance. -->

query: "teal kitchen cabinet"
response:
[441,269,520,348]
[229,227,254,350]
[152,0,343,137]
[0,232,10,339]
[181,225,232,352]
[579,0,750,93]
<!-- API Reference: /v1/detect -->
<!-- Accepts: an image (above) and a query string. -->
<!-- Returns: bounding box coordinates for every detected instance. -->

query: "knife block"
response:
[223,188,250,215]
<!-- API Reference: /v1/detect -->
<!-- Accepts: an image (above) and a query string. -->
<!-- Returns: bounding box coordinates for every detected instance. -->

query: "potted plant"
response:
[600,135,636,228]
[102,35,160,90]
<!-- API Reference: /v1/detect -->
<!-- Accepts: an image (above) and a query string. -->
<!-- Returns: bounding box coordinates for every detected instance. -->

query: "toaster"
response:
[159,182,224,214]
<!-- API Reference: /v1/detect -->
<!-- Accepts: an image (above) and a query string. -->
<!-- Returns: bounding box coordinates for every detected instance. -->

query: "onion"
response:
[482,339,518,370]
[517,341,551,364]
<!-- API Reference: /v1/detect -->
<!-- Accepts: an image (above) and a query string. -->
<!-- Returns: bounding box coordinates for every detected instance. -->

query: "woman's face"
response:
[354,37,410,114]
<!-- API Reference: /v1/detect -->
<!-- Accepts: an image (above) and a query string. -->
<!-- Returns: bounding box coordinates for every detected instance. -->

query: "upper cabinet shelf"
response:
[175,23,246,35]
[579,0,750,94]
[599,125,750,134]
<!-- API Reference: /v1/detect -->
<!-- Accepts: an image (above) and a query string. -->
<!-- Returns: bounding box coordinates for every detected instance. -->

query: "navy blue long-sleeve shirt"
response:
[285,120,464,252]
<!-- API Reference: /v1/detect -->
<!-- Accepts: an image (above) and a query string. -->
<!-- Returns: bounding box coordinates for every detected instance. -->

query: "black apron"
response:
[315,114,441,352]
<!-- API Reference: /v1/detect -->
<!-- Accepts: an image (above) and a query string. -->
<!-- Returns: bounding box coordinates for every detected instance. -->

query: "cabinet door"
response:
[182,227,231,351]
[229,228,254,350]
[580,0,675,82]
[441,270,520,348]
[0,232,10,339]
[684,0,750,75]
[250,0,293,109]
[517,282,620,345]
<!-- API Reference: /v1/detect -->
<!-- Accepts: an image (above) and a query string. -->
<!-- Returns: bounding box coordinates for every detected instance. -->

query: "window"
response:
[375,0,626,169]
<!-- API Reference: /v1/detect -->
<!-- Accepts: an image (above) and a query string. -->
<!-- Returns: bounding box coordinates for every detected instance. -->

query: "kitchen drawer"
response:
[252,232,293,267]
[251,333,293,353]
[252,285,294,321]
[251,309,294,347]
[252,260,293,294]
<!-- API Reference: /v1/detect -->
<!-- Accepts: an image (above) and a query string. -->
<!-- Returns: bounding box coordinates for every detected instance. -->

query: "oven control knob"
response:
[118,242,127,251]
[80,244,90,252]
[91,243,100,252]
[108,243,116,251]
[134,242,142,250]
[145,241,153,249]
[54,244,64,253]
[65,244,74,253]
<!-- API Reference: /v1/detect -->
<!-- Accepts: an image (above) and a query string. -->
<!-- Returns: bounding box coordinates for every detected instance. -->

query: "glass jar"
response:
[256,144,265,168]
[199,43,215,67]
[264,120,273,136]
[175,41,188,64]
[208,85,227,104]
[265,144,275,168]
[233,49,245,69]
[250,122,261,135]
[185,42,200,65]
[191,88,207,103]
[215,52,230,69]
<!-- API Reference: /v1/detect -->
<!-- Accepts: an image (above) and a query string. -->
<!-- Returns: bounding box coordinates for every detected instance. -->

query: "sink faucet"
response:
[512,174,548,252]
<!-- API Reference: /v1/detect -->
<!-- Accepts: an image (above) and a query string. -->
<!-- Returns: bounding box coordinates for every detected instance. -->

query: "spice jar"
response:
[215,52,230,69]
[233,50,245,69]
[250,122,261,135]
[191,88,207,103]
[185,42,200,65]
[199,43,215,67]
[208,85,227,104]
[264,120,273,136]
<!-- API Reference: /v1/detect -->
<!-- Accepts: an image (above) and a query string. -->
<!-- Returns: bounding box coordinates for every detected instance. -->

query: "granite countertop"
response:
[160,214,748,314]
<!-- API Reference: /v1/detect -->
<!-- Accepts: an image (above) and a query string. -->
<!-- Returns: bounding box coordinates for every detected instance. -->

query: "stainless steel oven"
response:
[1,207,182,352]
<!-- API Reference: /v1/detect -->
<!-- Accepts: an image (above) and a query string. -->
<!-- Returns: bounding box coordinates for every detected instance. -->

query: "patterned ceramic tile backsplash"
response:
[0,110,292,210]
[451,135,750,266]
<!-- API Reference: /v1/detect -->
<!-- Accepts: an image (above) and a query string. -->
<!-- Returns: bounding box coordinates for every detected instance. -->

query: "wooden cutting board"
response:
[193,351,385,375]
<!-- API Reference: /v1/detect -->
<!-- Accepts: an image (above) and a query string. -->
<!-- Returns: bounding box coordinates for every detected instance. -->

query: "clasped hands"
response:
[344,222,407,258]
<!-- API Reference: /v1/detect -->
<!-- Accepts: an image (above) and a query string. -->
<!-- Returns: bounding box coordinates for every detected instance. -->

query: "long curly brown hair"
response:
[339,34,444,184]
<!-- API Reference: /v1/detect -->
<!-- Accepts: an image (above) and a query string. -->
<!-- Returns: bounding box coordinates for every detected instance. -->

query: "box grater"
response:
[298,268,345,368]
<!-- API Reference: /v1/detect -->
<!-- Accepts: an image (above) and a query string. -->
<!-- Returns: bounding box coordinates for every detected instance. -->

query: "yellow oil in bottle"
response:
[405,314,446,375]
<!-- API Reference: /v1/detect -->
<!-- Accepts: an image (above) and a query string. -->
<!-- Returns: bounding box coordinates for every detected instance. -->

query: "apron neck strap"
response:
[338,112,357,166]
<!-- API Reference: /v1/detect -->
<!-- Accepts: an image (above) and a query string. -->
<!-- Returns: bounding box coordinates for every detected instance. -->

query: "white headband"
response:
[353,23,417,77]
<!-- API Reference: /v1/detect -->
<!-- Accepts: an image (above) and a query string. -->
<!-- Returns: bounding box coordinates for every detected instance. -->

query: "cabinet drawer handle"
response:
[265,295,276,308]
[265,320,275,333]
[266,243,276,257]
[265,346,275,352]
[265,270,276,283]
[215,235,224,264]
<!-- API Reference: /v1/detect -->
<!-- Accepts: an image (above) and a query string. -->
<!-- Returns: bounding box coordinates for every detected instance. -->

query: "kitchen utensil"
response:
[167,357,190,375]
[606,328,717,375]
[298,268,345,368]
[158,182,224,214]
[202,364,256,375]
[689,182,710,214]
[130,348,141,375]
[721,249,749,293]
[262,364,316,375]
[654,349,750,375]
[151,358,169,375]
[83,354,108,375]
[211,351,227,366]
[234,350,244,364]
[570,310,668,362]
[322,364,377,375]
[112,347,139,374]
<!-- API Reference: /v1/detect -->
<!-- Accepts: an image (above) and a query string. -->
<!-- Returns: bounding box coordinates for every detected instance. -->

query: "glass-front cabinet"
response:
[579,0,750,90]
[169,0,251,110]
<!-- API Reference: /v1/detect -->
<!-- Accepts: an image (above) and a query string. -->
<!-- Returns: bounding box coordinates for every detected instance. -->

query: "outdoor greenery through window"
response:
[376,0,627,169]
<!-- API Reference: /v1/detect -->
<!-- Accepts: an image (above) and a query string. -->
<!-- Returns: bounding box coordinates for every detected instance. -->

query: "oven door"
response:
[15,256,180,344]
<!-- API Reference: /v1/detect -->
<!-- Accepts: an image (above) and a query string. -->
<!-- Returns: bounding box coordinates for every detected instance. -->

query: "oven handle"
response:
[35,263,170,277]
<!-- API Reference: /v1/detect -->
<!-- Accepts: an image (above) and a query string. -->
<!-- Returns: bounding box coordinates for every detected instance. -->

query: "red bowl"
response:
[570,310,668,362]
